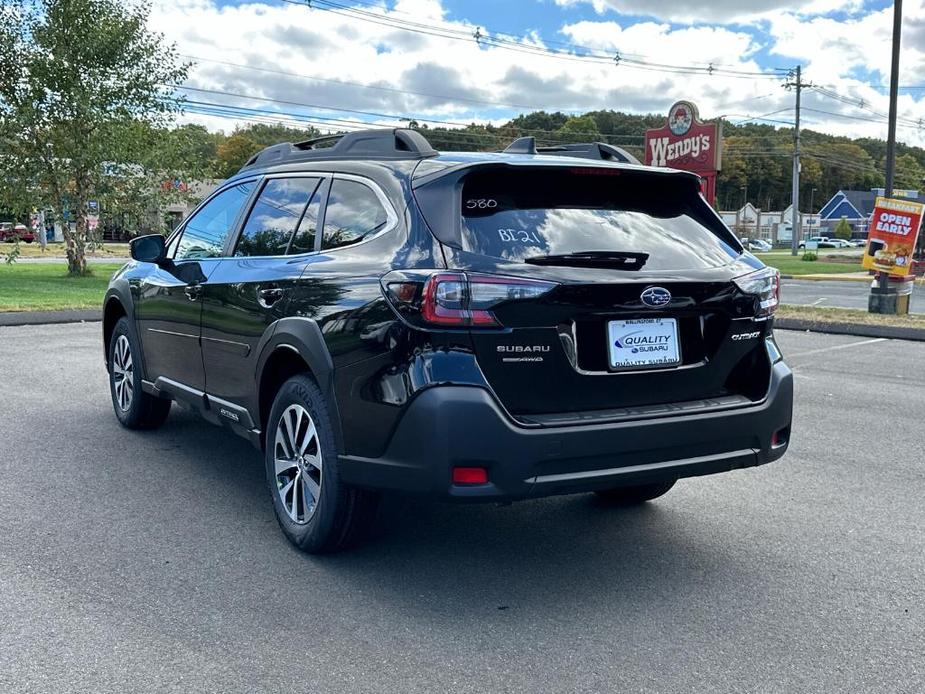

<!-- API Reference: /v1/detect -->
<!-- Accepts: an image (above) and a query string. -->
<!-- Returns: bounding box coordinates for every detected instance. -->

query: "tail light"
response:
[733,267,780,319]
[386,272,555,328]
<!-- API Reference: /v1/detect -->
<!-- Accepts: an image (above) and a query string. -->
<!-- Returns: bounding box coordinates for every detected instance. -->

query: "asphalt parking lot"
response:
[1,323,923,693]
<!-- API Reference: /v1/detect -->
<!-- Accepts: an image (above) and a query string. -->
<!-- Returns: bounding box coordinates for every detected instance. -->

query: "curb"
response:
[775,318,925,342]
[780,274,872,283]
[0,309,100,327]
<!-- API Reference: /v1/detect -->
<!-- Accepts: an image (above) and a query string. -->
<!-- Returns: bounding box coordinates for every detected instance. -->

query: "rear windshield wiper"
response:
[523,251,649,270]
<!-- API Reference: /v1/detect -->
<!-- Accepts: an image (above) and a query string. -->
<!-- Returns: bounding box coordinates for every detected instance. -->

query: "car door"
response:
[134,180,257,391]
[285,174,401,361]
[199,174,328,413]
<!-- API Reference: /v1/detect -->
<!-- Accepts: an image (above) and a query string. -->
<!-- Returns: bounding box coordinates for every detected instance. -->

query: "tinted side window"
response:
[235,177,321,257]
[288,181,325,255]
[321,179,390,250]
[175,182,255,260]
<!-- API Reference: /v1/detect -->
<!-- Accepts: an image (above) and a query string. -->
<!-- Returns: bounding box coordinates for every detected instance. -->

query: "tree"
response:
[556,115,601,144]
[834,217,852,240]
[895,153,925,190]
[0,0,189,274]
[95,121,215,236]
[238,123,320,148]
[216,133,263,178]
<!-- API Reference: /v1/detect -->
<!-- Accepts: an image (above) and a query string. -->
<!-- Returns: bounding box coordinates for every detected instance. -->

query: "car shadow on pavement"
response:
[314,492,752,618]
[134,407,766,621]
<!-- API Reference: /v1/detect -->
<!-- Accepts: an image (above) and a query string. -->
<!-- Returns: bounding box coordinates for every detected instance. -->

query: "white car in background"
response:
[739,238,773,252]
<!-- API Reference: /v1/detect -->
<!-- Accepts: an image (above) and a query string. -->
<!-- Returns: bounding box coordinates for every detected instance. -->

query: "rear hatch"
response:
[412,162,778,422]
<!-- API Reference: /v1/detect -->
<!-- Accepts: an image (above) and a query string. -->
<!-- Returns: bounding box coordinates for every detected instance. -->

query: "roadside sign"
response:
[87,200,99,214]
[862,196,924,276]
[645,101,722,205]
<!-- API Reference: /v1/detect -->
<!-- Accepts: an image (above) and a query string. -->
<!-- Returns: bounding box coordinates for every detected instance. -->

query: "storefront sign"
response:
[862,196,924,276]
[645,101,723,204]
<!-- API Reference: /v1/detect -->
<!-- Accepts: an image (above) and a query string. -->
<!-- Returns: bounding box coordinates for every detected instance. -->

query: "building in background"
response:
[162,180,224,232]
[719,203,819,245]
[818,188,922,239]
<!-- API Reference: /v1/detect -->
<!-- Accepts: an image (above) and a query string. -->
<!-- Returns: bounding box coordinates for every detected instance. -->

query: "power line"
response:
[178,55,793,134]
[167,85,644,143]
[178,99,626,149]
[180,54,541,112]
[280,0,789,80]
[810,85,922,129]
[803,106,923,130]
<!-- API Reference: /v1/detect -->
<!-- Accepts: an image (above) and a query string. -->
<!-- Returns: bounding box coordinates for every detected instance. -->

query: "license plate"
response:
[607,318,681,370]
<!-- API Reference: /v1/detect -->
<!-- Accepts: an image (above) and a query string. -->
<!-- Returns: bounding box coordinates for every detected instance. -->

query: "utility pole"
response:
[872,0,903,305]
[785,66,808,257]
[884,0,902,198]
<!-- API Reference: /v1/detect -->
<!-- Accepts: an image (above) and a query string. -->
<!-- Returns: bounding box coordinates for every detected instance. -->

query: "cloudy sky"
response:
[148,0,925,147]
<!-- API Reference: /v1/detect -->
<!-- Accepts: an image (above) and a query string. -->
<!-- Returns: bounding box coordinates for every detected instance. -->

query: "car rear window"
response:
[459,168,740,270]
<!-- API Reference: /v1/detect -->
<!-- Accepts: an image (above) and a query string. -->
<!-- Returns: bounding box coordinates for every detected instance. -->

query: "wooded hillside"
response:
[183,110,925,212]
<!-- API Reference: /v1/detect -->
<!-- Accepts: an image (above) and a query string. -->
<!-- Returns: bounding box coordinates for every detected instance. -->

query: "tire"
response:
[108,316,171,430]
[594,479,676,505]
[265,374,379,554]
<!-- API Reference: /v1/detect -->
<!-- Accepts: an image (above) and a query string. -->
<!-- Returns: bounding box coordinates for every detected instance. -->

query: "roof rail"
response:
[501,136,640,165]
[239,128,438,171]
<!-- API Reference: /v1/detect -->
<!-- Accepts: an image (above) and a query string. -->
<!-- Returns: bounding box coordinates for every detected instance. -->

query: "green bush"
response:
[801,251,818,262]
[834,218,852,240]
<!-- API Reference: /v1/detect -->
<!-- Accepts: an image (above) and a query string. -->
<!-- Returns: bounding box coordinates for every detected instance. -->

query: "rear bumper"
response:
[339,360,793,501]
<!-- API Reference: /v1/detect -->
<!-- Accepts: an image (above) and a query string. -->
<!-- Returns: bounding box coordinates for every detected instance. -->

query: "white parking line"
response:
[787,337,887,359]
[811,297,828,306]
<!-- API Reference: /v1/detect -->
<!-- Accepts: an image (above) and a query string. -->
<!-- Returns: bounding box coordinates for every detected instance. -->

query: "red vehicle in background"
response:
[0,223,36,243]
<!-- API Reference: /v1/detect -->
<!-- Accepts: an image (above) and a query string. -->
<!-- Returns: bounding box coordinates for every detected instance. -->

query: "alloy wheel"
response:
[273,404,323,524]
[112,334,134,412]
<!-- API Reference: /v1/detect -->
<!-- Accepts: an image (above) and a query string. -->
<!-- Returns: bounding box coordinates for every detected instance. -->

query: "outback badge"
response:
[641,286,671,308]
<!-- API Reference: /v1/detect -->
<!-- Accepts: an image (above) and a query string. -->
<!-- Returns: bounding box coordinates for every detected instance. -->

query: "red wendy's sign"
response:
[644,101,723,205]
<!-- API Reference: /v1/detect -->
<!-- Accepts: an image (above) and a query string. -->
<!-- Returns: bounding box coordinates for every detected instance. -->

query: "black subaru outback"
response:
[103,128,792,552]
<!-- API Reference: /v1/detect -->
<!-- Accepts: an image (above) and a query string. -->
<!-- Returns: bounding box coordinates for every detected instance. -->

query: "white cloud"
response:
[553,0,866,25]
[146,0,925,148]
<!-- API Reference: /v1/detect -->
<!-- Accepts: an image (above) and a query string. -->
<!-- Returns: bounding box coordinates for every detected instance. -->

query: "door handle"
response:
[184,284,202,301]
[258,286,284,308]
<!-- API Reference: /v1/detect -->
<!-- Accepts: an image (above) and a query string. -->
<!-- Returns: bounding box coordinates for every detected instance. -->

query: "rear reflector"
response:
[771,427,789,447]
[452,467,489,485]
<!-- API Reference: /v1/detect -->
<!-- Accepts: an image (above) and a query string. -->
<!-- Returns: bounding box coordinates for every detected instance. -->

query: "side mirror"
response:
[130,234,167,264]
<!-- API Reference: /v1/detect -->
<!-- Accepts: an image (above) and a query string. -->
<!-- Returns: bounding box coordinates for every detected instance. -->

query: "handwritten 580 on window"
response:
[465,198,497,210]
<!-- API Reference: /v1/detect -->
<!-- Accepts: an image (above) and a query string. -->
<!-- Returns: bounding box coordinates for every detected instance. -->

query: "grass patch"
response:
[0,263,122,312]
[756,253,862,275]
[0,242,130,259]
[777,304,925,328]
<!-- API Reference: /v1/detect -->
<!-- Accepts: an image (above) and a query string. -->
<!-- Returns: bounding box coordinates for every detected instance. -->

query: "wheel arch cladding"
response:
[256,317,342,450]
[102,296,127,371]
